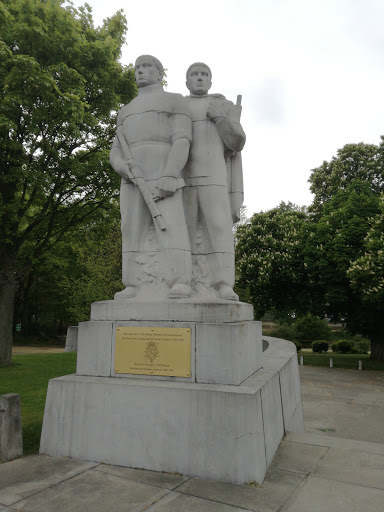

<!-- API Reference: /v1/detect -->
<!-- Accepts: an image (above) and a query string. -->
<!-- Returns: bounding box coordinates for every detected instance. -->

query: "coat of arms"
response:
[144,341,160,364]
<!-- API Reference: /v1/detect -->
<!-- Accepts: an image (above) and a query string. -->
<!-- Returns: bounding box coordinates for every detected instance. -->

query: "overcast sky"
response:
[70,0,384,216]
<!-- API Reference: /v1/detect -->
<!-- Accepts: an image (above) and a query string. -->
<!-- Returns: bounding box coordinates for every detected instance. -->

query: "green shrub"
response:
[355,340,370,354]
[268,324,296,341]
[294,314,331,341]
[293,340,302,352]
[333,340,353,354]
[312,341,329,353]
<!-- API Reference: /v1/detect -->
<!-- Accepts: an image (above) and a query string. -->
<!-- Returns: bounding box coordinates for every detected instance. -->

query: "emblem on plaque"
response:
[144,341,160,364]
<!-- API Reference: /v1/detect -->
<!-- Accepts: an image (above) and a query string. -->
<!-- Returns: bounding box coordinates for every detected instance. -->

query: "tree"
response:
[306,157,384,360]
[13,202,122,336]
[309,141,384,212]
[236,141,384,360]
[347,197,384,360]
[235,202,314,320]
[0,0,136,365]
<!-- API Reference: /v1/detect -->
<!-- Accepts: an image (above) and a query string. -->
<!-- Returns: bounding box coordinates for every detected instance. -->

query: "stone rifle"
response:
[116,127,166,231]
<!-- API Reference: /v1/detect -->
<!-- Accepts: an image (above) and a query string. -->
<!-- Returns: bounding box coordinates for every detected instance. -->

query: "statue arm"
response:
[110,137,132,182]
[157,111,192,198]
[207,100,246,152]
[110,108,135,184]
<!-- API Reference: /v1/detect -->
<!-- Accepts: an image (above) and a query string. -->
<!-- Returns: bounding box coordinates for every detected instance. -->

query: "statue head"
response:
[186,62,212,96]
[135,55,164,88]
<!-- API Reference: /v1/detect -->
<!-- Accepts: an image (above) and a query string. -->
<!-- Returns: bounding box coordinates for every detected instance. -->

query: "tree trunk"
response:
[370,338,384,362]
[0,250,17,366]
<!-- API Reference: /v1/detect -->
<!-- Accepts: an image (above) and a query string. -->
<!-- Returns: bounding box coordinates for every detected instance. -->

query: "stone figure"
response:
[183,62,246,301]
[110,55,192,299]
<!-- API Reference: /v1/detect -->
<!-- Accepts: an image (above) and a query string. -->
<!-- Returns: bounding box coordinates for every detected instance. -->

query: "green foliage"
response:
[0,0,136,364]
[267,323,297,341]
[235,202,311,320]
[307,141,384,360]
[0,352,77,455]
[294,314,331,341]
[13,203,122,331]
[293,340,302,352]
[312,341,329,353]
[355,340,370,354]
[333,340,353,354]
[347,196,384,305]
[308,142,384,212]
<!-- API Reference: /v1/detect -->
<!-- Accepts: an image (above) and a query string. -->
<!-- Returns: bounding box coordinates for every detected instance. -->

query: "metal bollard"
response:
[329,358,333,368]
[300,355,303,366]
[358,360,362,371]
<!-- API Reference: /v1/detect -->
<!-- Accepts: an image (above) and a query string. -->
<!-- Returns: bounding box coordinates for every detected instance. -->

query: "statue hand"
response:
[157,176,177,198]
[115,161,136,185]
[207,100,227,122]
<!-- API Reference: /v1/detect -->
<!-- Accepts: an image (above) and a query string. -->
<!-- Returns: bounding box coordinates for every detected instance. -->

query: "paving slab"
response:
[94,464,189,489]
[144,491,251,511]
[354,391,384,404]
[302,400,350,425]
[344,403,384,444]
[11,469,168,511]
[284,431,384,455]
[281,475,384,512]
[314,447,384,489]
[316,403,383,441]
[0,455,98,506]
[299,366,384,444]
[176,468,306,512]
[269,440,328,474]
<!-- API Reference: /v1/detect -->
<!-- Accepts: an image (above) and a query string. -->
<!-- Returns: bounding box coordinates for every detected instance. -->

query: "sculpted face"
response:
[135,56,161,88]
[186,65,212,95]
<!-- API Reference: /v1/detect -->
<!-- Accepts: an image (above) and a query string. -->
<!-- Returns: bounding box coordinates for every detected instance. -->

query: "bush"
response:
[293,340,302,352]
[333,340,353,354]
[268,324,296,341]
[312,341,329,353]
[294,314,331,341]
[355,340,370,354]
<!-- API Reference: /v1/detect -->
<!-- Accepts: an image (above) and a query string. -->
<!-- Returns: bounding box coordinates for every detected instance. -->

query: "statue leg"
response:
[197,185,239,301]
[156,189,192,298]
[115,182,152,299]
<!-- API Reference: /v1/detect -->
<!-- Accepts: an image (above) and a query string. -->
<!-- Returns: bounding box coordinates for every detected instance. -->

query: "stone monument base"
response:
[40,300,303,484]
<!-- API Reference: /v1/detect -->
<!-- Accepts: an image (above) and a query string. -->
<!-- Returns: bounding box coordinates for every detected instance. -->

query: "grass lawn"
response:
[0,353,77,456]
[298,352,384,371]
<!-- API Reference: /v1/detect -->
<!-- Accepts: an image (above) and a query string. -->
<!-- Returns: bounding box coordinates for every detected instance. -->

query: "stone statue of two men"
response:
[110,55,246,302]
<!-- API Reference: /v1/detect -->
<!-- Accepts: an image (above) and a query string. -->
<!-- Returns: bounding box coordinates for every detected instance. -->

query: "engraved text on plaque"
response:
[115,327,191,377]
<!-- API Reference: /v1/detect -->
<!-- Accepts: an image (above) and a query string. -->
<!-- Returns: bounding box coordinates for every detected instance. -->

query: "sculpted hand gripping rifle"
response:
[116,127,166,231]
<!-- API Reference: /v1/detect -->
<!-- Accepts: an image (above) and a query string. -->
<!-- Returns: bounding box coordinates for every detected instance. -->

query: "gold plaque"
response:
[115,327,191,377]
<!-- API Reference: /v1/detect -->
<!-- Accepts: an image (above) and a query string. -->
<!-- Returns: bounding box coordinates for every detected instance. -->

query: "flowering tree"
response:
[347,198,384,360]
[235,203,315,320]
[236,140,384,360]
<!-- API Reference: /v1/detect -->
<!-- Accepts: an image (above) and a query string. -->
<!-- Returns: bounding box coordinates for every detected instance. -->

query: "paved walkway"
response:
[1,366,384,511]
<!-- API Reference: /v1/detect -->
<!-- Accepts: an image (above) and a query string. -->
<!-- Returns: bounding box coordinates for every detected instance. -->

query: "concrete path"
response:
[1,366,384,511]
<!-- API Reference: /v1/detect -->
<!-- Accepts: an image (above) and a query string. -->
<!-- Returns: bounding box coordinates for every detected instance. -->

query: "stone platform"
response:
[40,300,303,484]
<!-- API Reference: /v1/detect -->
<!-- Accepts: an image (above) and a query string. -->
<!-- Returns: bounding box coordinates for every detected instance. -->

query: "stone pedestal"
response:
[64,326,78,352]
[0,394,23,462]
[40,299,303,484]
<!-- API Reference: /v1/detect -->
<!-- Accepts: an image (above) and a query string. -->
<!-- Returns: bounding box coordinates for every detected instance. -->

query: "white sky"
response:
[70,0,384,216]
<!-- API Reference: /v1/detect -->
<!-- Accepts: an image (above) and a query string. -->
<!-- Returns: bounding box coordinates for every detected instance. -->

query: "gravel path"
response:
[12,346,65,354]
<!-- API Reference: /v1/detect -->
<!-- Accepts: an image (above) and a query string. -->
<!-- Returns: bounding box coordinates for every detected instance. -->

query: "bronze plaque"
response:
[115,327,191,377]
